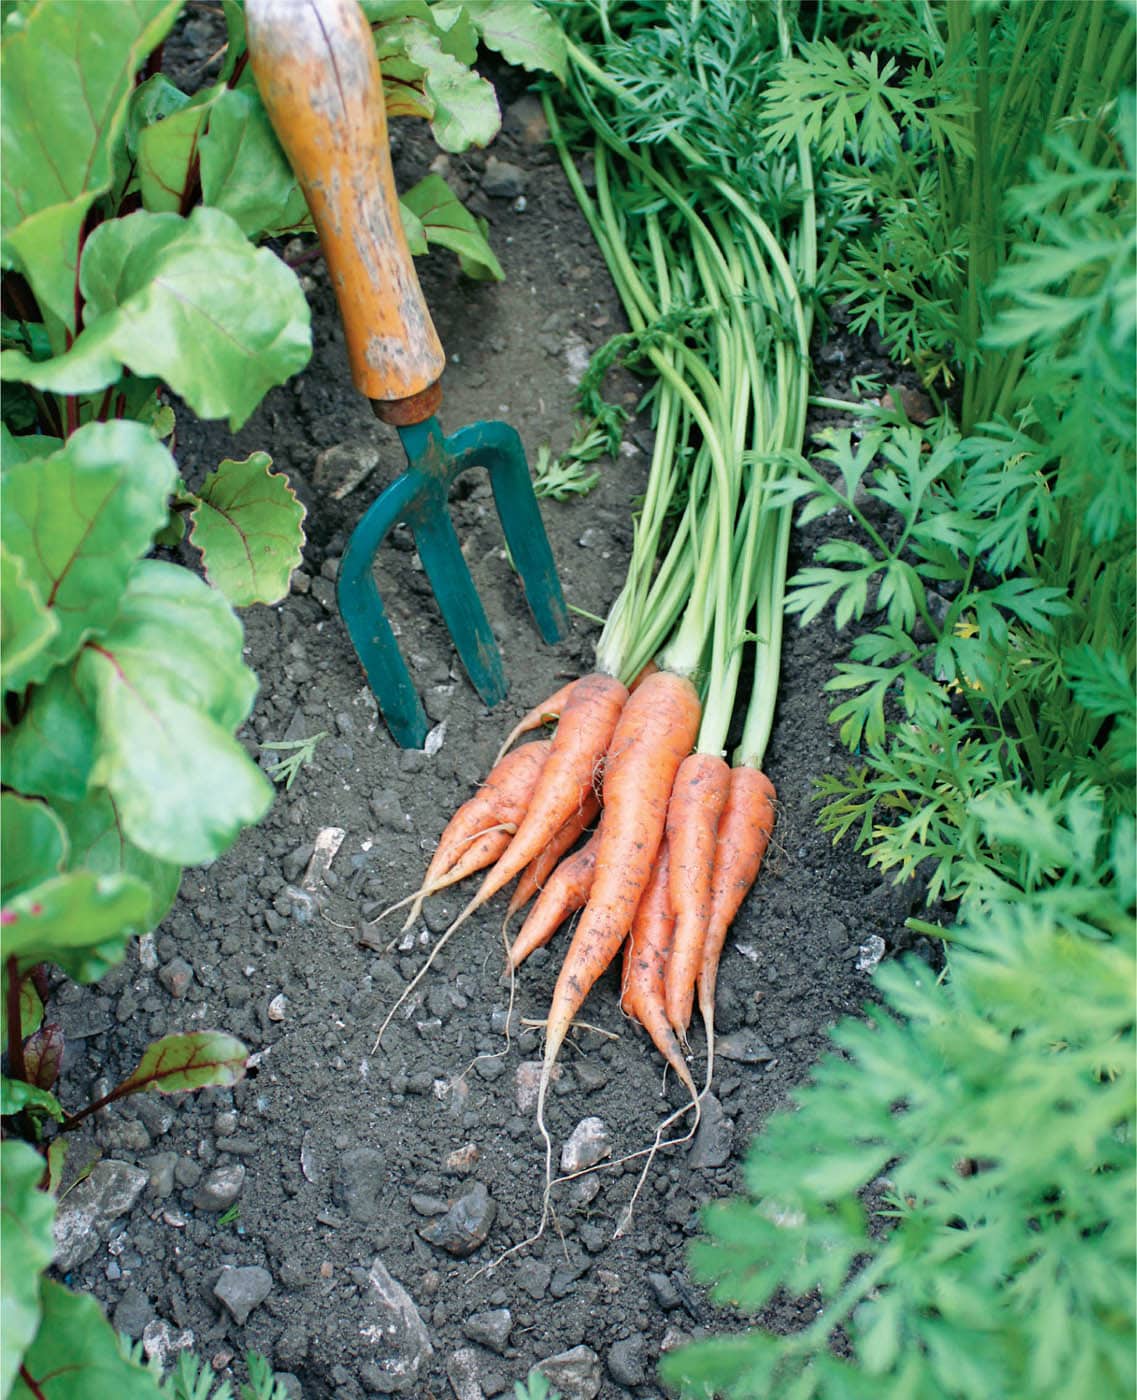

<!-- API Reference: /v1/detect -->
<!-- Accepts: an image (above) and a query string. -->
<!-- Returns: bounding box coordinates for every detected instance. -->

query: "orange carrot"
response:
[697,765,776,1088]
[374,675,627,1046]
[628,659,660,692]
[535,671,700,1152]
[663,752,732,1042]
[492,678,579,767]
[619,839,696,1099]
[504,791,601,931]
[450,673,627,929]
[373,741,549,932]
[508,829,599,969]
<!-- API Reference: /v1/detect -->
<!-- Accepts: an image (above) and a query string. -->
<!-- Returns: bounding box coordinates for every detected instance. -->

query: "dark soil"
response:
[49,57,934,1400]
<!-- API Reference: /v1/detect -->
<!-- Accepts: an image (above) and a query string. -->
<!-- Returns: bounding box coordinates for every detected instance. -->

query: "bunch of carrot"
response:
[374,0,816,1197]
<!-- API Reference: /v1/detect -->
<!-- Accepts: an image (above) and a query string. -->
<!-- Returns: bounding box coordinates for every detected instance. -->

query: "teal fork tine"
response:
[248,0,568,747]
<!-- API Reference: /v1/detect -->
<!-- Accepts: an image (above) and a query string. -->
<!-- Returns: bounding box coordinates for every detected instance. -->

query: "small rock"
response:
[515,1060,559,1113]
[531,1345,602,1400]
[481,156,527,199]
[357,1257,434,1394]
[647,1271,681,1310]
[369,790,405,831]
[142,1152,178,1198]
[213,1265,272,1326]
[112,1286,154,1340]
[715,1030,776,1064]
[560,1117,611,1175]
[607,1334,646,1387]
[503,94,548,147]
[191,1162,246,1213]
[313,441,381,498]
[514,1259,551,1302]
[311,576,336,612]
[267,993,288,1021]
[462,1308,512,1355]
[444,1143,479,1175]
[142,1319,195,1370]
[447,1348,485,1400]
[419,1181,495,1257]
[857,935,886,972]
[53,1160,149,1271]
[158,958,193,998]
[688,1094,734,1169]
[132,1094,176,1137]
[335,1147,389,1223]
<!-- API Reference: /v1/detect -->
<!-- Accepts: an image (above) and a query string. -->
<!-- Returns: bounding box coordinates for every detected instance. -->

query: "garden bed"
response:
[47,68,921,1400]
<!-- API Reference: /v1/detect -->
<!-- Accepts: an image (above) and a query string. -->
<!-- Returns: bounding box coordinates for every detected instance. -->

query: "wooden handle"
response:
[246,0,445,409]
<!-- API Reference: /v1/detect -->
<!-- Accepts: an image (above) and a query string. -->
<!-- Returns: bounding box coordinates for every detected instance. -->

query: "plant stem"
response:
[6,957,27,1084]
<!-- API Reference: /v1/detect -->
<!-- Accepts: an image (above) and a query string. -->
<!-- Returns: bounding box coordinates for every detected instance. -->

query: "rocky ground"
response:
[44,29,937,1400]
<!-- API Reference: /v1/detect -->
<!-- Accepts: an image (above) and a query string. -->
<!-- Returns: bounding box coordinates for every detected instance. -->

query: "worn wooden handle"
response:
[246,0,445,410]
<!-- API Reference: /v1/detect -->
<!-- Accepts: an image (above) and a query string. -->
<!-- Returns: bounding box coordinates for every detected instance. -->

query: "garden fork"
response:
[246,0,569,748]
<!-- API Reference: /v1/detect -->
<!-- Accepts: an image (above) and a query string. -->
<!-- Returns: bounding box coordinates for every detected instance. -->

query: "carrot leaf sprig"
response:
[663,790,1135,1400]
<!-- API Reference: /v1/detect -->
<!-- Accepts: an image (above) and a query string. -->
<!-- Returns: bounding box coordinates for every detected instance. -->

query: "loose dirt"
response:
[49,53,934,1400]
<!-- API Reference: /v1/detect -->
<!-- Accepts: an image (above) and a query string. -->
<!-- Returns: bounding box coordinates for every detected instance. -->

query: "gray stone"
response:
[112,1286,154,1340]
[688,1093,734,1169]
[481,157,527,199]
[514,1259,551,1302]
[213,1265,273,1325]
[53,1160,149,1271]
[158,958,193,998]
[132,1094,177,1137]
[647,1271,681,1310]
[141,1318,195,1370]
[419,1181,495,1258]
[607,1334,646,1387]
[462,1308,512,1354]
[560,1117,611,1175]
[503,94,548,147]
[369,791,405,831]
[357,1257,434,1394]
[447,1347,485,1400]
[191,1162,245,1213]
[715,1030,776,1064]
[531,1345,602,1400]
[336,1147,390,1222]
[141,1152,178,1199]
[313,441,381,498]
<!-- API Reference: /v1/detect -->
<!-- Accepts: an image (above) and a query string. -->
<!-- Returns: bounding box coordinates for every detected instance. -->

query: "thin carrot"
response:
[534,671,700,1196]
[697,764,776,1090]
[504,791,601,932]
[449,672,626,929]
[370,740,550,932]
[492,678,579,767]
[663,751,732,1042]
[373,674,627,1046]
[619,839,696,1099]
[508,830,599,970]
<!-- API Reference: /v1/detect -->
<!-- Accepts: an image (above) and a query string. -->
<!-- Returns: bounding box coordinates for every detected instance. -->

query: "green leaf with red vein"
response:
[137,85,219,214]
[465,0,567,81]
[54,790,180,932]
[1,541,59,696]
[400,173,503,280]
[0,207,312,431]
[76,560,272,865]
[189,452,307,607]
[1,870,149,984]
[1,1140,57,1398]
[0,662,98,804]
[0,793,68,905]
[0,0,182,333]
[117,1031,248,1098]
[10,1279,162,1400]
[0,421,176,681]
